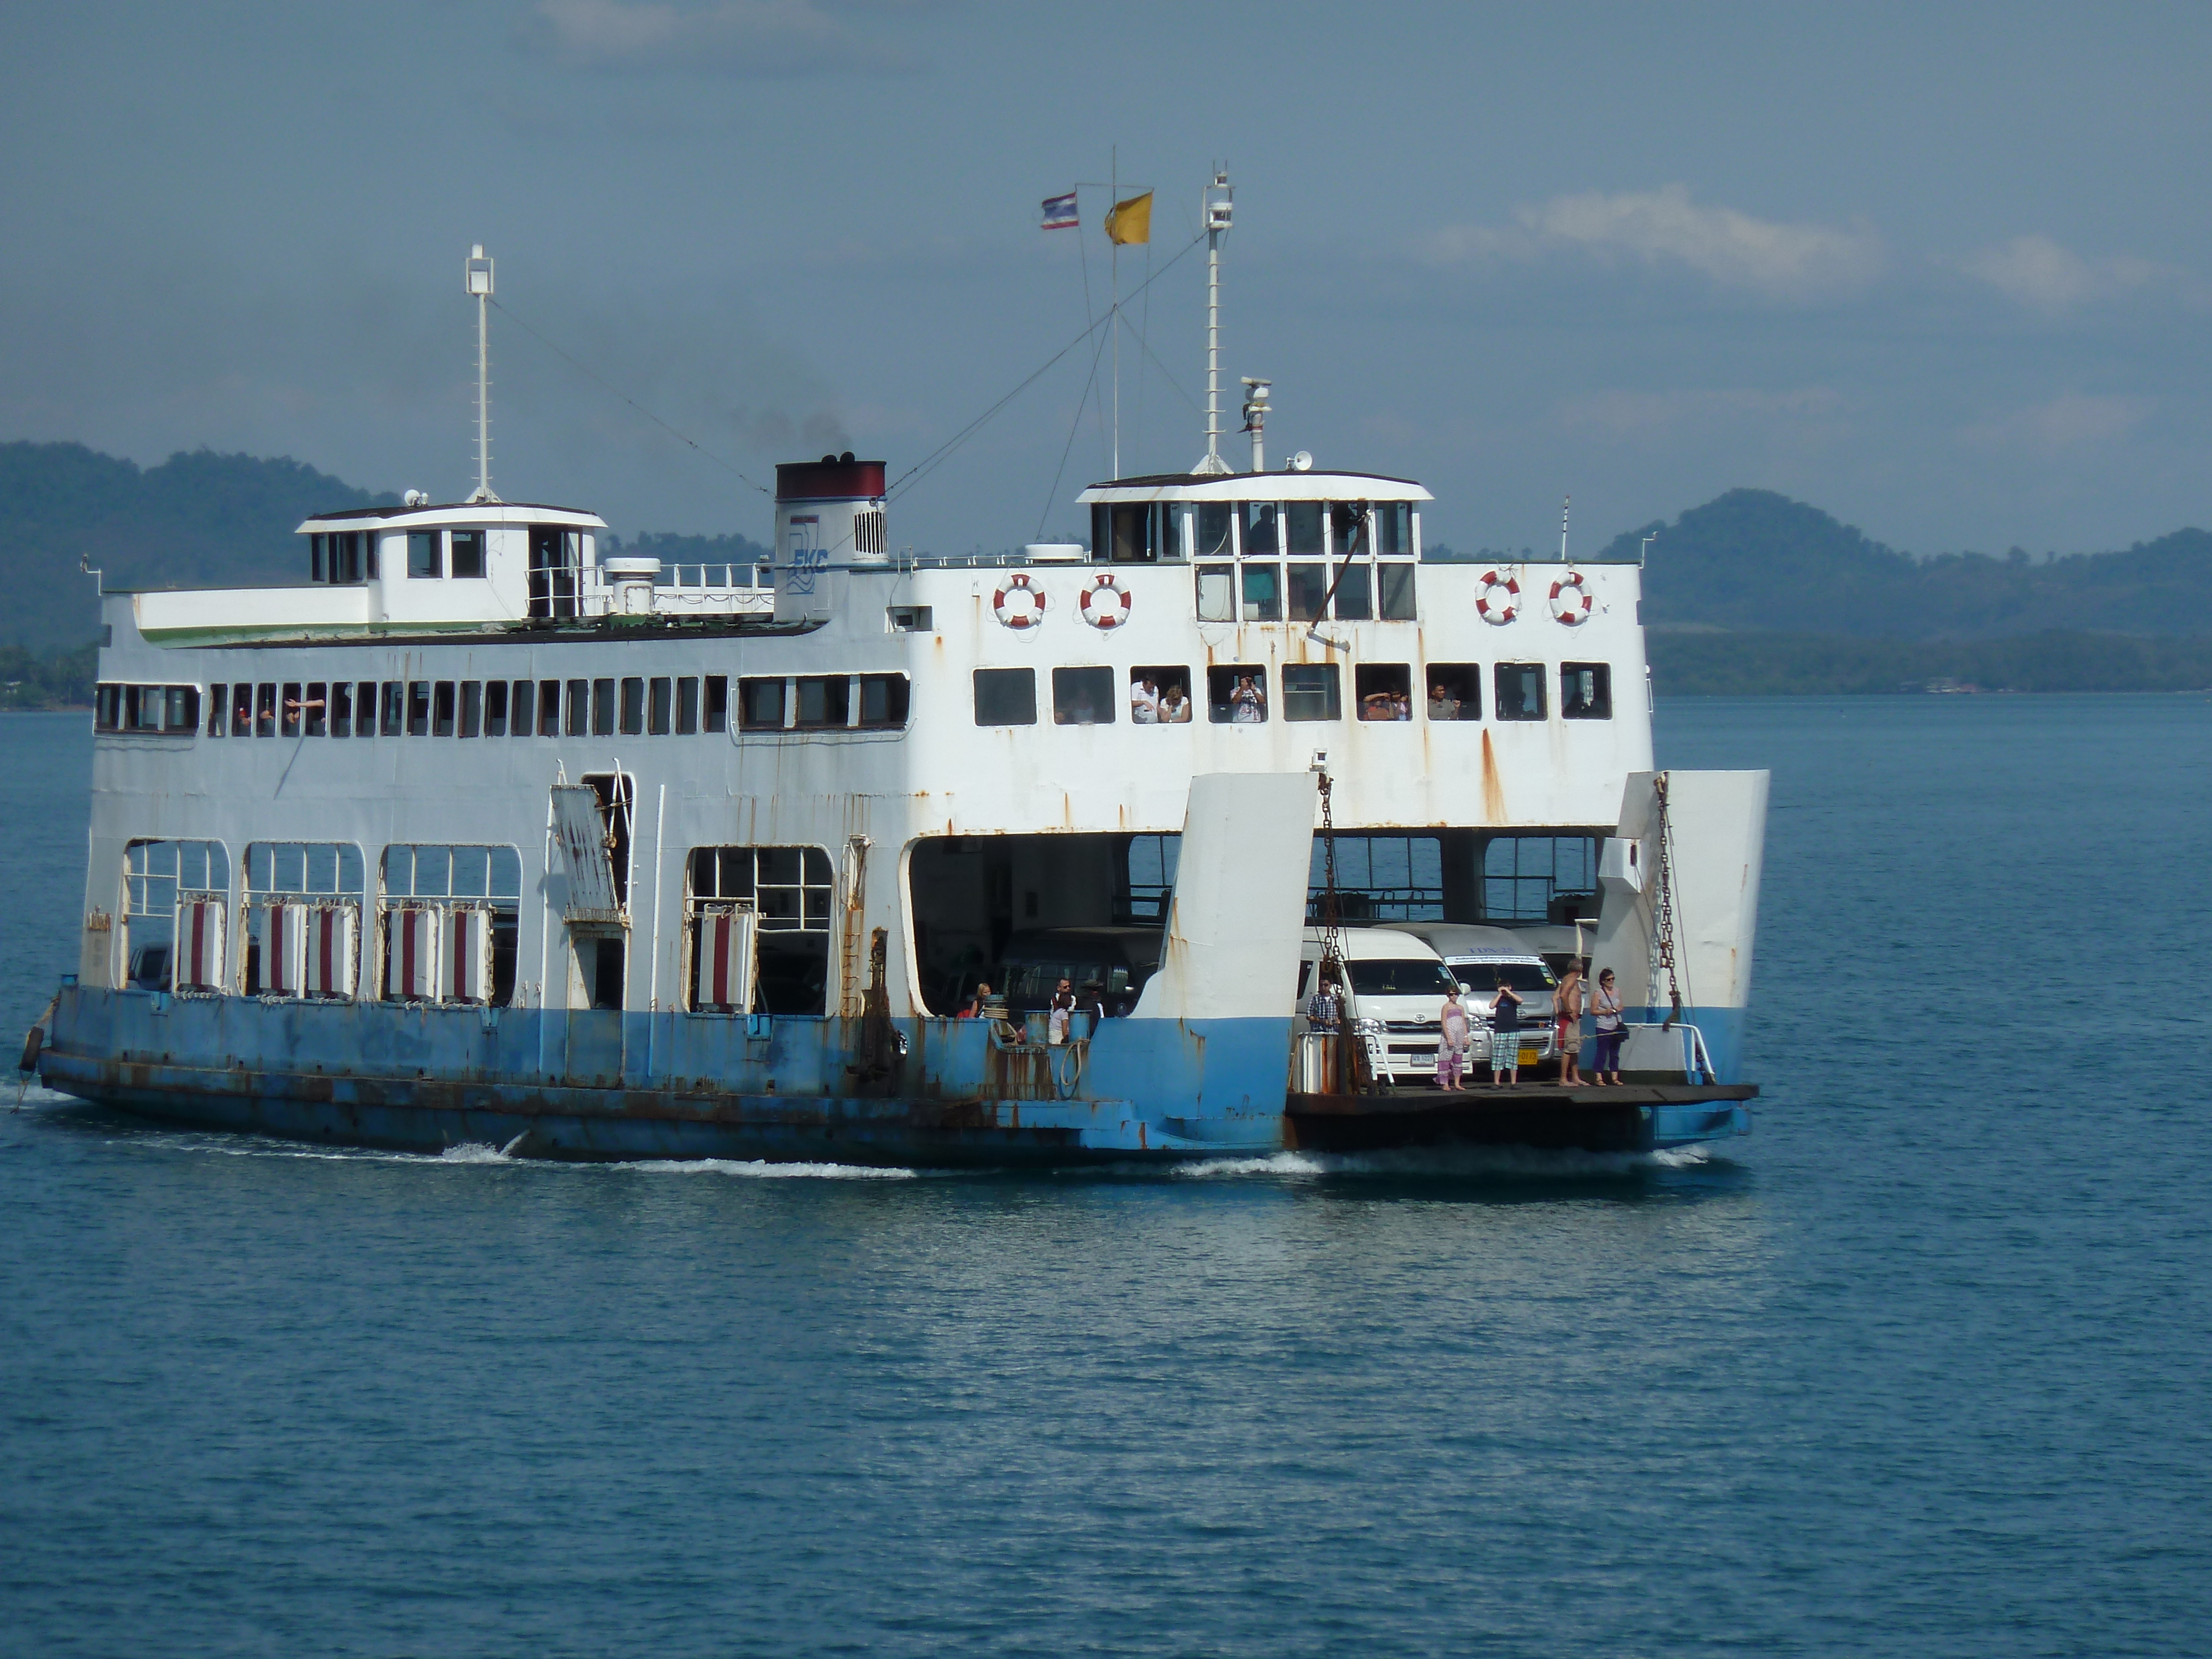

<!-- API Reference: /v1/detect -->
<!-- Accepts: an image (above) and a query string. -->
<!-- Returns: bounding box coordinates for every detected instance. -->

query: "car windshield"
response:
[1452,961,1557,993]
[1346,958,1460,997]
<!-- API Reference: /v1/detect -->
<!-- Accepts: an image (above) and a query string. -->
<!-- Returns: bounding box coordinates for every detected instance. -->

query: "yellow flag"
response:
[1105,190,1153,246]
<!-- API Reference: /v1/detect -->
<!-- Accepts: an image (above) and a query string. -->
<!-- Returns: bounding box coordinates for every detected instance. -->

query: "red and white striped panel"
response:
[443,907,494,1004]
[304,905,357,1000]
[693,906,757,1013]
[385,906,442,1001]
[255,902,306,997]
[175,897,226,993]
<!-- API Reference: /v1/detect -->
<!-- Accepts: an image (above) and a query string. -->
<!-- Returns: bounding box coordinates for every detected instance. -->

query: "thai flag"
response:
[1041,190,1079,231]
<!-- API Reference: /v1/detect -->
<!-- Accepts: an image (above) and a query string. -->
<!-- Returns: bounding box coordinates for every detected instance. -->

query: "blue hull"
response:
[38,986,1752,1162]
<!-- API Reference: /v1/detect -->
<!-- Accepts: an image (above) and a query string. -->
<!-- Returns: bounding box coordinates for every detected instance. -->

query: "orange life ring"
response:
[1548,570,1593,625]
[993,572,1048,630]
[1078,573,1131,629]
[1475,570,1520,625]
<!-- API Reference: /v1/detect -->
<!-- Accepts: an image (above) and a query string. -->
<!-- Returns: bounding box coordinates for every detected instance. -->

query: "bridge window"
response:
[1426,664,1480,720]
[1129,666,1193,724]
[1379,564,1416,620]
[1240,562,1281,622]
[1207,665,1267,723]
[1561,662,1612,719]
[1196,502,1234,560]
[408,531,441,579]
[1374,502,1413,557]
[1242,500,1278,555]
[1282,663,1341,722]
[1196,564,1233,622]
[1331,562,1373,620]
[1356,664,1411,721]
[1494,663,1547,721]
[529,527,581,619]
[973,667,1036,726]
[1051,666,1115,726]
[451,530,486,578]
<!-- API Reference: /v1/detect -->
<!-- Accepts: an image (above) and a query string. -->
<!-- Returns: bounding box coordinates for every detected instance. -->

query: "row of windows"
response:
[1095,500,1417,564]
[309,529,490,585]
[1196,560,1417,623]
[974,661,1614,727]
[195,675,914,740]
[94,684,201,734]
[119,837,834,1017]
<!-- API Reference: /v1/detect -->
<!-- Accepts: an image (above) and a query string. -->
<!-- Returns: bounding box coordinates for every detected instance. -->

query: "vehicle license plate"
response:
[1518,1045,1541,1066]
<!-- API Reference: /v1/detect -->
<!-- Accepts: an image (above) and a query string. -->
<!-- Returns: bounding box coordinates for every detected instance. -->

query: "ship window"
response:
[1285,502,1323,557]
[483,680,507,737]
[857,673,909,729]
[888,605,933,632]
[406,682,432,737]
[255,683,277,738]
[1196,502,1234,560]
[1196,564,1233,622]
[123,838,231,993]
[795,675,849,729]
[1207,665,1267,723]
[1379,564,1416,620]
[1426,664,1480,721]
[432,682,457,738]
[458,682,481,737]
[451,530,486,579]
[1240,564,1281,622]
[361,533,378,582]
[98,685,200,735]
[592,679,615,737]
[1241,500,1278,555]
[1282,664,1341,722]
[1107,503,1157,564]
[1306,833,1446,925]
[204,685,223,737]
[540,680,563,737]
[229,684,250,737]
[303,684,327,738]
[243,843,366,999]
[676,676,699,734]
[1480,834,1599,924]
[1332,563,1373,621]
[1159,505,1188,561]
[619,676,644,736]
[973,667,1036,726]
[357,681,379,737]
[381,682,404,737]
[380,844,524,1006]
[703,675,729,733]
[408,531,441,580]
[1287,563,1328,621]
[529,527,580,619]
[1494,663,1547,721]
[1329,502,1366,559]
[1129,666,1192,724]
[1561,662,1611,719]
[329,681,354,737]
[565,679,588,737]
[1374,502,1412,557]
[739,677,786,732]
[310,534,324,582]
[647,677,671,735]
[1356,664,1412,721]
[687,845,833,1016]
[1051,667,1115,726]
[277,684,301,738]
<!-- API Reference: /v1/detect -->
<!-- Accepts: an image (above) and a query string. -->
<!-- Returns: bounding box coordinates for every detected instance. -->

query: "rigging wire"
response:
[488,298,773,495]
[1035,315,1114,542]
[886,229,1206,503]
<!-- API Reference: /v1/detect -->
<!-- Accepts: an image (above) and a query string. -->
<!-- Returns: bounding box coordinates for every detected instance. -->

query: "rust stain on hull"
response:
[1479,728,1505,821]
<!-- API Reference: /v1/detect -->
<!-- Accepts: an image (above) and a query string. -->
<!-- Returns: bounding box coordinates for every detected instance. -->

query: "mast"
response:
[465,244,500,504]
[1110,148,1119,481]
[1194,170,1234,476]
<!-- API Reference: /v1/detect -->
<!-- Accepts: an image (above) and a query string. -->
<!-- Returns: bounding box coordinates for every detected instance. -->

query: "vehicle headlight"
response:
[1350,1016,1383,1035]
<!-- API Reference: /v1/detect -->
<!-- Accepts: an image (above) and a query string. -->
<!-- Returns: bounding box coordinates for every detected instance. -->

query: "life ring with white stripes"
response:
[1078,573,1131,629]
[993,572,1048,630]
[1548,570,1593,625]
[1475,570,1520,625]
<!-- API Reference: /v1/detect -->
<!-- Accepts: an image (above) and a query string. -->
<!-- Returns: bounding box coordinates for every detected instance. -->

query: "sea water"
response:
[1,698,2208,1657]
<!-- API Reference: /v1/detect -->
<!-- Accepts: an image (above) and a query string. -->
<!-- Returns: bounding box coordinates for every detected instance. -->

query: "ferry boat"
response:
[32,196,1766,1165]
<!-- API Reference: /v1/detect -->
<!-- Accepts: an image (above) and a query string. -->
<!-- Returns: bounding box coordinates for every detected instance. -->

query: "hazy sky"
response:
[5,1,2208,557]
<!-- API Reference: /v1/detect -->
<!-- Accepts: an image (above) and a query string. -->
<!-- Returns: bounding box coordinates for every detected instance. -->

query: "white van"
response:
[1396,924,1562,1066]
[1297,926,1461,1086]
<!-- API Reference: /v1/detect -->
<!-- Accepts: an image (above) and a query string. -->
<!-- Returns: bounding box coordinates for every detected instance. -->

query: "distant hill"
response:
[1601,488,2212,639]
[0,441,397,648]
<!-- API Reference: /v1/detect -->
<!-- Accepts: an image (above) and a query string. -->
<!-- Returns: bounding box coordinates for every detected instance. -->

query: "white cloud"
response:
[1962,393,2153,456]
[526,0,913,75]
[1958,234,2171,313]
[1430,184,1884,302]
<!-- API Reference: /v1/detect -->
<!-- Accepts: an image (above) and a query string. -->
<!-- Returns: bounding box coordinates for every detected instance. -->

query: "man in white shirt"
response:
[1130,674,1160,724]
